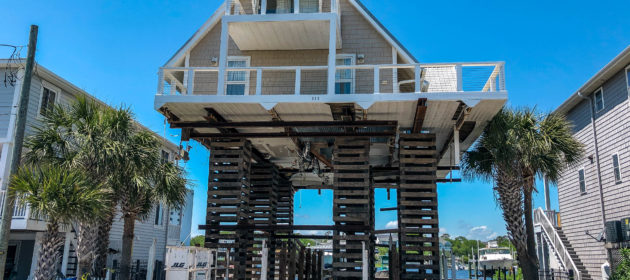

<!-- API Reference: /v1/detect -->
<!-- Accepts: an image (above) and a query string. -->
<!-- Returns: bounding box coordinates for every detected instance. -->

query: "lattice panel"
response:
[398,133,440,280]
[205,139,253,280]
[332,138,374,280]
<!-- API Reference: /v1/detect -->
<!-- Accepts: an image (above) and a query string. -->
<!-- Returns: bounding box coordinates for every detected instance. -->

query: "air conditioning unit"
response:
[605,221,623,243]
[621,217,630,242]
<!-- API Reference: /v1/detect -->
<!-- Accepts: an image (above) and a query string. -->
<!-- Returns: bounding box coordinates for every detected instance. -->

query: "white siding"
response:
[558,66,630,279]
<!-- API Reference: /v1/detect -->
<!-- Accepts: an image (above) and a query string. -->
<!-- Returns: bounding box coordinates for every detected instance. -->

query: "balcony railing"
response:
[226,0,339,16]
[534,208,581,280]
[157,62,506,96]
[0,190,28,219]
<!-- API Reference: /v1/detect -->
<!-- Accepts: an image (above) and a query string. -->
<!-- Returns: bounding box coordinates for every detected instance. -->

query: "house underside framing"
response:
[168,103,464,280]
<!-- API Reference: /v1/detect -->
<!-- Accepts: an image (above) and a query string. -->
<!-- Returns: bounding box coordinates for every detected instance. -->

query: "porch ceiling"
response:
[228,20,342,50]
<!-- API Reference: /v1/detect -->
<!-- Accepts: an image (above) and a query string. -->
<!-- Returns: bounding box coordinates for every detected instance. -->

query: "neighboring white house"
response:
[0,60,190,280]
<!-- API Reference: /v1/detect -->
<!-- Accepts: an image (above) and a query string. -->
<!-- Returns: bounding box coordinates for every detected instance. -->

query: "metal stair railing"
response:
[534,208,581,280]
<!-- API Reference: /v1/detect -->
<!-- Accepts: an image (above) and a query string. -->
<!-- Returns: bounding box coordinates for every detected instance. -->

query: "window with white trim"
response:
[613,154,622,184]
[161,150,170,164]
[226,57,250,96]
[39,86,58,117]
[594,88,604,112]
[578,168,586,193]
[335,55,355,94]
[154,204,163,226]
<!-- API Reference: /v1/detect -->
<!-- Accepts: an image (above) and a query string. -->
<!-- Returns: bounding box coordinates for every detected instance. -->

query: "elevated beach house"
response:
[155,0,507,279]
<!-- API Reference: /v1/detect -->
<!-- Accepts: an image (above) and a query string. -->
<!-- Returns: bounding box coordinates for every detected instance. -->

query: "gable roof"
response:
[164,0,418,67]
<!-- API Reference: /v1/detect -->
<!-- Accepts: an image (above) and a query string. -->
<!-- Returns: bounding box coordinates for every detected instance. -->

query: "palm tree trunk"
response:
[93,212,115,277]
[495,169,537,280]
[119,213,136,280]
[35,222,64,280]
[76,222,98,278]
[523,188,539,275]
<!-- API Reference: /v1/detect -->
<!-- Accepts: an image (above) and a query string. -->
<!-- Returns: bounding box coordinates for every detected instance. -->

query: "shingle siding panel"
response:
[0,69,16,139]
[189,0,396,95]
[558,66,630,279]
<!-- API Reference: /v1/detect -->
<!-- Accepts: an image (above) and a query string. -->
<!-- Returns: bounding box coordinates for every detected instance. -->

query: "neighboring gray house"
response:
[0,60,191,280]
[545,46,630,280]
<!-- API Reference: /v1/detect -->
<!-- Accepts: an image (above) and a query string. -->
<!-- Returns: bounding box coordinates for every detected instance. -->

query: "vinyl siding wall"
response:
[189,0,396,95]
[8,70,181,267]
[558,66,630,279]
[0,69,17,139]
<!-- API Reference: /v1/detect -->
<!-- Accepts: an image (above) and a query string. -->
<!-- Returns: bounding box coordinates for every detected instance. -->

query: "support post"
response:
[543,176,551,211]
[374,66,380,94]
[295,68,301,95]
[261,0,267,14]
[327,17,337,95]
[0,25,38,276]
[294,0,300,13]
[392,47,399,93]
[157,68,165,95]
[261,240,268,280]
[453,125,460,165]
[217,19,230,96]
[455,64,463,92]
[256,69,263,95]
[415,65,422,93]
[451,253,456,280]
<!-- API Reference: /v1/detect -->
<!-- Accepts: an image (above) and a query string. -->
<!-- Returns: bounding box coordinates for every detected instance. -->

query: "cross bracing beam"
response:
[171,120,398,129]
[191,131,396,139]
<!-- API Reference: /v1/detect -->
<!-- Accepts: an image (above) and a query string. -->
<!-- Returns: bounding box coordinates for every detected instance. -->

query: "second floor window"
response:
[226,57,250,95]
[578,168,586,193]
[39,86,57,117]
[594,88,604,112]
[336,55,355,94]
[154,204,163,226]
[161,150,170,164]
[613,154,622,184]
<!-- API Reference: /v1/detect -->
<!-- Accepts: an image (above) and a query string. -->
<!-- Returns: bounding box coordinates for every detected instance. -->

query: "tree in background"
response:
[109,114,189,280]
[191,235,205,247]
[9,166,108,280]
[24,98,121,277]
[462,107,583,280]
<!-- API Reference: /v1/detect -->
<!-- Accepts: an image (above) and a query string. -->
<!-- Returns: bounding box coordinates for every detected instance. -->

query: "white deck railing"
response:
[157,62,506,96]
[226,0,339,16]
[0,190,28,219]
[534,208,580,280]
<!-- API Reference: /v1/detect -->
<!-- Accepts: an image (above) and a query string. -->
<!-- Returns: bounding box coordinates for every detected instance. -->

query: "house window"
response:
[226,57,250,95]
[613,154,622,184]
[161,150,170,164]
[266,0,293,14]
[578,169,586,193]
[300,0,319,13]
[39,86,57,117]
[170,209,181,226]
[335,55,355,94]
[594,88,604,112]
[154,204,163,226]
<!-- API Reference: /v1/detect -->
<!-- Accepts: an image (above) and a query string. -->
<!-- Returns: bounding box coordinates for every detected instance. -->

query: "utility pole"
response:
[0,25,38,276]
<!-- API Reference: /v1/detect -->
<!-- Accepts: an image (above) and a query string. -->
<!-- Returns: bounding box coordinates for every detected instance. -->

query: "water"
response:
[449,270,511,280]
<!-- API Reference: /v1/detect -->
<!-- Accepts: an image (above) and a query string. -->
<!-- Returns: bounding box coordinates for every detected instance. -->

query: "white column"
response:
[217,18,230,96]
[455,64,463,92]
[543,176,551,211]
[327,17,337,95]
[453,125,460,165]
[362,241,368,280]
[392,47,399,93]
[261,0,267,14]
[261,240,268,280]
[60,232,72,275]
[28,232,44,280]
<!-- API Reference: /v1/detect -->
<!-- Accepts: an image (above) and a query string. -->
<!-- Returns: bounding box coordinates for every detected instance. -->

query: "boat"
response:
[478,241,515,268]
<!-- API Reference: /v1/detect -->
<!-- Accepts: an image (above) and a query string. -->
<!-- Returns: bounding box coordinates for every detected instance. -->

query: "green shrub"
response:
[612,249,630,280]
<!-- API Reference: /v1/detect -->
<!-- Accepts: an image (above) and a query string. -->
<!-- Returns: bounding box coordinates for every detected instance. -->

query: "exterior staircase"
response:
[534,208,593,280]
[556,228,593,280]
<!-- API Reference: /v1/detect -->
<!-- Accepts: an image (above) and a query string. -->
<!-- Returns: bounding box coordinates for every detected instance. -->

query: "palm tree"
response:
[9,165,108,280]
[108,128,188,280]
[25,98,121,277]
[462,107,583,280]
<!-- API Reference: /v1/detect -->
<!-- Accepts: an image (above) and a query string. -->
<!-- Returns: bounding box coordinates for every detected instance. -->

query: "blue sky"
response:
[2,0,629,241]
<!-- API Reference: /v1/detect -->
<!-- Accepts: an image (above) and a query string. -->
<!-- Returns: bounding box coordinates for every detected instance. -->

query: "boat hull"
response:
[479,259,514,269]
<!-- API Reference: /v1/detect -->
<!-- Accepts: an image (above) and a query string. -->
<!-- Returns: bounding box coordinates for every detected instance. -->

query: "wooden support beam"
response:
[412,98,428,133]
[171,120,398,129]
[199,224,371,231]
[191,131,396,139]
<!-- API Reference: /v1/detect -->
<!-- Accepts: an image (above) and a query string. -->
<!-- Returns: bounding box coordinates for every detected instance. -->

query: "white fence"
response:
[226,0,340,15]
[158,62,506,96]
